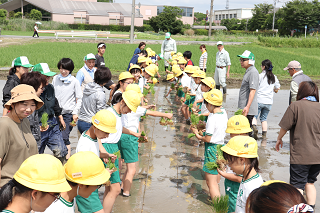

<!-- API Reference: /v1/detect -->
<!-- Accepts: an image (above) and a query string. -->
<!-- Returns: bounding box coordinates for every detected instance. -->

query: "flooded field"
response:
[0,79,318,212]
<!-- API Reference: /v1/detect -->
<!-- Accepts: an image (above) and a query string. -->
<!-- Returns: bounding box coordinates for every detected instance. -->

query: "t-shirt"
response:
[236,173,263,213]
[257,71,280,104]
[76,130,99,156]
[201,100,209,114]
[279,100,320,164]
[186,60,194,66]
[238,66,259,116]
[101,107,122,144]
[205,111,228,144]
[37,196,75,213]
[180,73,191,88]
[138,76,146,93]
[199,51,208,69]
[121,106,147,132]
[95,54,105,68]
[127,55,139,71]
[0,117,38,187]
[195,84,204,101]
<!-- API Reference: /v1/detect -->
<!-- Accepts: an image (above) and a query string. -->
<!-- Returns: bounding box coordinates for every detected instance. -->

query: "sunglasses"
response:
[239,58,249,62]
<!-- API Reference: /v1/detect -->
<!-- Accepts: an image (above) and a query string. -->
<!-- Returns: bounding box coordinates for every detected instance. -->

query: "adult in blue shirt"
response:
[127,50,148,71]
[76,53,96,91]
[133,42,146,55]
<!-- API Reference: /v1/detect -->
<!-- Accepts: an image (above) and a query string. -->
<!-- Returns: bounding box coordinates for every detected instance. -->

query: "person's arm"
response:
[72,81,83,122]
[0,158,2,186]
[203,58,207,71]
[173,41,177,53]
[122,127,141,138]
[290,81,299,103]
[146,110,173,119]
[76,71,84,87]
[108,84,116,102]
[217,169,242,183]
[161,41,164,55]
[165,88,172,97]
[227,65,231,78]
[193,98,203,108]
[242,89,256,116]
[226,52,231,78]
[275,127,287,151]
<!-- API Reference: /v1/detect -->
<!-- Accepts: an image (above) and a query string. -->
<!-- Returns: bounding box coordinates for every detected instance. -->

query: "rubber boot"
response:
[262,131,267,140]
[223,87,227,94]
[216,85,220,90]
[252,125,258,140]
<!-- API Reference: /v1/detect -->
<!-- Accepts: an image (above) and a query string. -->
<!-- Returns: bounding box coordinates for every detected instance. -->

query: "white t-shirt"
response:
[191,82,200,95]
[195,85,203,101]
[101,107,122,144]
[236,173,263,213]
[181,73,191,88]
[76,130,99,156]
[122,106,147,132]
[257,71,281,104]
[138,76,145,93]
[205,111,228,144]
[37,196,75,213]
[201,100,209,114]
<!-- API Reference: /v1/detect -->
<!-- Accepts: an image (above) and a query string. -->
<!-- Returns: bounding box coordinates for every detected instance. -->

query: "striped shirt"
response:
[199,51,208,69]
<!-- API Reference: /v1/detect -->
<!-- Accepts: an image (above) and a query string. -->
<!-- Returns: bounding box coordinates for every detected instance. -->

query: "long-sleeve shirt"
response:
[216,48,231,67]
[52,75,82,115]
[161,38,177,55]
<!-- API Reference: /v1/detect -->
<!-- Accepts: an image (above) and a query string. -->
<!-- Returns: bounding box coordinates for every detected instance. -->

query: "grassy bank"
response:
[0,40,319,77]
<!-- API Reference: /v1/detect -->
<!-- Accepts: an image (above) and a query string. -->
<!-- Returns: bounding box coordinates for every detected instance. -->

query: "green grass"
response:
[0,41,319,77]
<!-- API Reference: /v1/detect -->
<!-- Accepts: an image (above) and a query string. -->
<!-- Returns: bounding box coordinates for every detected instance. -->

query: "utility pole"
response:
[272,0,276,31]
[208,0,214,37]
[130,0,135,44]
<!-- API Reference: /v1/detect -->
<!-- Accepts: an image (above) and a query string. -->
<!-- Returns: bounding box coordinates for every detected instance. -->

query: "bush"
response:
[194,29,208,35]
[0,9,7,19]
[14,12,22,18]
[29,9,42,20]
[9,11,15,19]
[184,29,194,36]
[0,18,70,31]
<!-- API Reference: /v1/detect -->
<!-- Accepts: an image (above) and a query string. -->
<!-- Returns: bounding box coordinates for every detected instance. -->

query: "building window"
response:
[226,14,228,19]
[230,14,232,19]
[215,15,218,20]
[219,15,221,20]
[222,14,225,19]
[187,8,193,17]
[234,13,237,19]
[157,6,163,15]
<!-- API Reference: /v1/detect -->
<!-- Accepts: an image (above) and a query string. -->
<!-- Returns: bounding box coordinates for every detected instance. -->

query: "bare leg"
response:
[305,183,316,205]
[103,183,121,213]
[66,144,71,159]
[261,121,268,132]
[122,162,137,195]
[252,117,257,126]
[205,172,221,200]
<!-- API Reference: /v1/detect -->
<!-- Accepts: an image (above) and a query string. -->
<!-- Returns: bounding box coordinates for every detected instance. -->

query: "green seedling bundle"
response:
[159,117,167,125]
[186,94,191,101]
[211,195,229,213]
[234,109,243,115]
[204,145,227,171]
[170,83,175,89]
[106,150,121,171]
[189,114,207,139]
[70,120,76,127]
[143,88,148,97]
[138,131,148,143]
[165,111,174,125]
[40,112,49,130]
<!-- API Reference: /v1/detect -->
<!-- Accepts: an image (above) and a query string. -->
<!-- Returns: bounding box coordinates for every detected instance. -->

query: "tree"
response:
[0,8,7,19]
[14,12,22,18]
[29,9,42,20]
[149,6,184,34]
[248,3,273,31]
[194,12,206,25]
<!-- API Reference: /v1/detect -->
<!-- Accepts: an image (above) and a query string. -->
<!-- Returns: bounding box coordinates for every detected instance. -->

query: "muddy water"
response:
[0,79,318,212]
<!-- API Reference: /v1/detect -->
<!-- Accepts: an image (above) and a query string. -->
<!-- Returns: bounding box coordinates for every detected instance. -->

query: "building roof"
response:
[0,0,142,17]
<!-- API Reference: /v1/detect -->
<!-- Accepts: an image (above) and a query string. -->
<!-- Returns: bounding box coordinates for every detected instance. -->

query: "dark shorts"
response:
[61,113,74,146]
[290,164,320,190]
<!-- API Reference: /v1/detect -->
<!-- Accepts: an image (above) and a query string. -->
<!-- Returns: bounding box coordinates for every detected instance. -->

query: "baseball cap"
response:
[84,53,96,61]
[283,60,301,70]
[12,56,33,68]
[203,89,223,106]
[217,41,223,46]
[165,32,171,39]
[32,63,56,77]
[225,115,252,134]
[157,53,164,60]
[237,50,255,65]
[221,135,258,158]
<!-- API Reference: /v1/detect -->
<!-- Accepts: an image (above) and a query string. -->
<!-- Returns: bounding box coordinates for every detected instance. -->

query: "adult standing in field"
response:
[0,84,43,188]
[283,60,311,105]
[95,42,107,68]
[133,42,146,55]
[237,50,259,134]
[76,53,96,91]
[199,44,208,72]
[2,56,33,115]
[33,23,39,38]
[252,59,280,140]
[276,81,320,210]
[161,32,177,71]
[215,41,231,94]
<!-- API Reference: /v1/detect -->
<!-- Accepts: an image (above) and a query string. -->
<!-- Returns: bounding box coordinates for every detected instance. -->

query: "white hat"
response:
[165,32,171,39]
[217,41,223,46]
[84,53,96,61]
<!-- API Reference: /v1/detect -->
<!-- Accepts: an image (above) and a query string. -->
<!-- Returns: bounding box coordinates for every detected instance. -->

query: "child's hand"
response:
[217,167,227,176]
[191,127,198,134]
[108,154,117,163]
[166,113,173,119]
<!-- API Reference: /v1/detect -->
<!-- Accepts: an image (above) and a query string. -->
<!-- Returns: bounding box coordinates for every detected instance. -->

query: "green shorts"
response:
[225,179,240,213]
[203,143,219,175]
[177,90,185,98]
[118,134,139,163]
[76,189,103,213]
[184,96,195,105]
[102,143,121,184]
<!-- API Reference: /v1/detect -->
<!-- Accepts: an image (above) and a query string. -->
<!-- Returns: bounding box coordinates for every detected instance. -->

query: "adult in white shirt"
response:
[161,32,177,71]
[252,59,280,140]
[215,41,231,94]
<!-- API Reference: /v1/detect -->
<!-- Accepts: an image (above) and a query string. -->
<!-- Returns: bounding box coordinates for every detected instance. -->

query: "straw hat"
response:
[5,84,43,110]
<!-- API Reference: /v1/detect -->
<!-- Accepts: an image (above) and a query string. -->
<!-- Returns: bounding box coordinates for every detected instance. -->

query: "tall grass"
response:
[0,41,319,76]
[258,36,320,48]
[0,19,70,31]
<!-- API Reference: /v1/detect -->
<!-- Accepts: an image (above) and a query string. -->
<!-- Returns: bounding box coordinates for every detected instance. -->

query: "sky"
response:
[114,0,288,13]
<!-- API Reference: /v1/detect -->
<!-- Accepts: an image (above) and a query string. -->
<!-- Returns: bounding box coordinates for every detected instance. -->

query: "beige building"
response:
[0,0,194,26]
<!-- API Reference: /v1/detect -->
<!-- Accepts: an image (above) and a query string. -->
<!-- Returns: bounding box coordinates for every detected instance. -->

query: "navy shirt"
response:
[127,55,139,71]
[134,47,141,55]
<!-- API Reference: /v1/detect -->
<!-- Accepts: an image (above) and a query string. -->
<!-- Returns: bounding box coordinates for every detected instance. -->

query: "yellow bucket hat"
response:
[221,135,258,158]
[122,90,141,112]
[177,58,187,64]
[119,72,134,81]
[91,109,117,133]
[13,154,71,193]
[201,77,216,89]
[203,89,223,106]
[146,58,153,66]
[125,84,143,98]
[145,65,155,77]
[153,78,158,84]
[172,65,182,77]
[129,64,142,72]
[146,47,152,52]
[5,84,44,110]
[65,151,110,185]
[191,70,206,78]
[172,55,178,61]
[166,74,175,81]
[226,115,252,134]
[260,180,287,187]
[184,65,194,74]
[148,63,159,73]
[177,52,183,57]
[171,51,176,56]
[192,66,200,71]
[138,56,147,63]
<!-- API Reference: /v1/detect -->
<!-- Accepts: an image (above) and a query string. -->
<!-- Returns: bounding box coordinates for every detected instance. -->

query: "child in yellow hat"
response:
[221,136,263,213]
[0,154,71,213]
[110,72,135,98]
[194,77,216,119]
[164,74,176,98]
[217,115,252,213]
[191,89,228,200]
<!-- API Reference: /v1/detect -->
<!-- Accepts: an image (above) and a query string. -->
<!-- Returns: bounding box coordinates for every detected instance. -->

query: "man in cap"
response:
[237,50,259,135]
[95,42,106,68]
[215,41,231,94]
[161,32,177,71]
[283,60,311,104]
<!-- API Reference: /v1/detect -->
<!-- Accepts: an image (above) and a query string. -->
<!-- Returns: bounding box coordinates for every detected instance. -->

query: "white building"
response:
[213,8,253,25]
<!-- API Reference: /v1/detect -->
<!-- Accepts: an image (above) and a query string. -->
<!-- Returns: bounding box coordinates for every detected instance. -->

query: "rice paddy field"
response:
[0,40,319,78]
